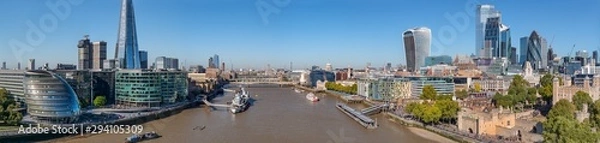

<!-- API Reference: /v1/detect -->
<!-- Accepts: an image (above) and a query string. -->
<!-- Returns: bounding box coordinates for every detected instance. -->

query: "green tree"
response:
[350,84,358,95]
[436,94,453,101]
[455,89,469,100]
[572,91,593,111]
[493,93,514,109]
[539,86,553,102]
[405,102,419,114]
[93,96,107,107]
[420,85,437,100]
[473,82,481,92]
[421,105,442,124]
[540,73,554,87]
[0,88,22,125]
[548,99,576,120]
[435,100,460,121]
[543,116,599,143]
[591,100,600,128]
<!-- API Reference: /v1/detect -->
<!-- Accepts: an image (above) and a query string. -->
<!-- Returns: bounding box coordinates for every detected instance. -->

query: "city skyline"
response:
[0,0,599,69]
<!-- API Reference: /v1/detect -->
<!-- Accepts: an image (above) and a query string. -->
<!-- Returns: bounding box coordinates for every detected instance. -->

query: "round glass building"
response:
[23,70,81,122]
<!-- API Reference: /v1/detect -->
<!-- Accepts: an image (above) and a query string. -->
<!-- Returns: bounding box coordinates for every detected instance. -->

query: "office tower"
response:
[576,50,589,65]
[526,31,544,70]
[17,62,21,70]
[208,57,215,68]
[593,50,598,64]
[385,63,392,72]
[213,54,220,69]
[103,59,117,70]
[92,41,107,70]
[484,17,511,59]
[476,4,501,57]
[403,27,431,72]
[221,62,226,71]
[520,37,528,65]
[1,62,5,70]
[56,63,77,70]
[78,36,93,70]
[28,59,35,70]
[325,63,332,71]
[139,50,148,69]
[540,38,548,68]
[510,47,517,64]
[155,56,179,70]
[114,0,141,69]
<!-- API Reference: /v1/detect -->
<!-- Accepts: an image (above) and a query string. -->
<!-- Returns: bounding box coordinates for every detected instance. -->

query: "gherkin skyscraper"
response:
[115,0,140,69]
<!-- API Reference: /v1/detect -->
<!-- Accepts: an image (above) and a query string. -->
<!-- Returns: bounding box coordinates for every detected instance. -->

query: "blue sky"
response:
[0,0,599,70]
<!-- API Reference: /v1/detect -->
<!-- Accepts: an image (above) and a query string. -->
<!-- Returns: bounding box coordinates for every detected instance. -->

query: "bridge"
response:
[202,99,232,108]
[230,77,295,85]
[360,104,389,116]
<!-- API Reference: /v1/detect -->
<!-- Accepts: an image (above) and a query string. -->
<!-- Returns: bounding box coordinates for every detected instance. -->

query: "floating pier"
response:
[336,103,378,129]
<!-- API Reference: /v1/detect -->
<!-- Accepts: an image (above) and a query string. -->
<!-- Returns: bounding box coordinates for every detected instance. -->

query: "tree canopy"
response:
[93,96,107,107]
[590,100,600,128]
[420,85,437,100]
[405,90,459,124]
[572,91,593,111]
[473,82,481,92]
[455,89,469,100]
[543,99,599,142]
[0,88,22,125]
[325,82,357,95]
[548,99,576,120]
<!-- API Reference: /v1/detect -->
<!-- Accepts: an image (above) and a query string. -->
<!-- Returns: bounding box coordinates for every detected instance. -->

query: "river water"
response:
[59,86,441,143]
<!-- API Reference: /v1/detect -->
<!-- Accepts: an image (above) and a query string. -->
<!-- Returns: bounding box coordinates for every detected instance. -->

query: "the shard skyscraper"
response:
[115,0,140,69]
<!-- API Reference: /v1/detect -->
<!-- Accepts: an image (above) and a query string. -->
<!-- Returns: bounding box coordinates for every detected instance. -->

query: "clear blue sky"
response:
[0,0,599,70]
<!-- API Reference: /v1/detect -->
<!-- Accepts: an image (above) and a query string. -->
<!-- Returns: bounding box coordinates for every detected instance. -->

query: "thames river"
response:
[56,85,452,143]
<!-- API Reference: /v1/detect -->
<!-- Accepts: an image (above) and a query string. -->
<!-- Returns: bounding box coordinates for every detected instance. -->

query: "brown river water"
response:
[56,86,446,143]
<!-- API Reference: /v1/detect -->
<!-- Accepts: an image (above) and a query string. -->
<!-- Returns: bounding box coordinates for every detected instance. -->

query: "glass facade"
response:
[115,70,188,107]
[407,77,455,97]
[309,70,335,87]
[403,27,431,72]
[484,17,511,60]
[139,50,148,69]
[0,70,26,103]
[115,0,140,69]
[424,55,453,66]
[476,4,501,57]
[519,37,528,65]
[23,71,81,120]
[527,31,543,70]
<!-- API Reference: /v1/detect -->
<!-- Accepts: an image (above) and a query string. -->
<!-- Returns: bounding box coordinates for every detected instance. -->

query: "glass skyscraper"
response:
[476,5,501,57]
[520,36,529,65]
[115,0,141,69]
[526,31,544,70]
[403,27,431,72]
[484,17,511,60]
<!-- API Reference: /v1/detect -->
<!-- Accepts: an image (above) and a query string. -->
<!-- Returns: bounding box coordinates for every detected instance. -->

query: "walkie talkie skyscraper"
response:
[114,0,140,69]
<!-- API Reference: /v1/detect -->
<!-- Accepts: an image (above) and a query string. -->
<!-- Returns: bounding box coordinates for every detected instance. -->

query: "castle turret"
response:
[552,77,560,105]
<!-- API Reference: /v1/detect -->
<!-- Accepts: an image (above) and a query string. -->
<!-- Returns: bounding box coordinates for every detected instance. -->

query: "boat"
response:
[306,93,319,102]
[294,89,301,93]
[230,88,250,114]
[125,131,160,143]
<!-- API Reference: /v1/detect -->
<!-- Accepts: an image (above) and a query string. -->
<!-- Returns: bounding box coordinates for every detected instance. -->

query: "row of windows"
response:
[26,90,61,94]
